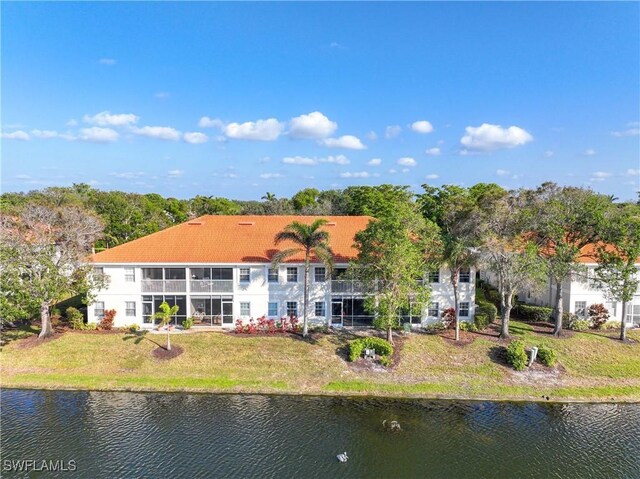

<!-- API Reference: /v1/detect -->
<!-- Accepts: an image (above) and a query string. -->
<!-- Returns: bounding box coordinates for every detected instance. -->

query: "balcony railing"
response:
[190,280,234,293]
[141,279,187,293]
[331,280,367,294]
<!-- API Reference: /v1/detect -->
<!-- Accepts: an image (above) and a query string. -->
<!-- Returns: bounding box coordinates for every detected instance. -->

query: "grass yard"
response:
[2,321,639,402]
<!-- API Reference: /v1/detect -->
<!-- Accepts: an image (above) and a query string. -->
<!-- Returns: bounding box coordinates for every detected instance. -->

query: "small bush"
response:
[379,355,392,367]
[348,337,393,362]
[561,312,577,328]
[506,339,528,371]
[182,317,194,330]
[423,321,447,334]
[84,323,98,331]
[66,307,84,330]
[588,304,610,329]
[568,318,589,331]
[537,346,557,367]
[602,320,622,330]
[127,323,140,333]
[459,321,477,332]
[99,309,116,330]
[512,304,554,322]
[441,308,456,328]
[477,302,498,323]
[474,313,490,330]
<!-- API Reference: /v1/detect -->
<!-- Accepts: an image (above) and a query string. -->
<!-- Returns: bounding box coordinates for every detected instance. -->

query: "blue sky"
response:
[2,2,639,200]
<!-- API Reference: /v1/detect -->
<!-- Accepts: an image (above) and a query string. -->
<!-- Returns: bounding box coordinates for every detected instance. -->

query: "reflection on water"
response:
[2,390,639,478]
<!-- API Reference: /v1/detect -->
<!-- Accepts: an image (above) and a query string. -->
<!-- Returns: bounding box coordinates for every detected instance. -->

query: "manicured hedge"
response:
[506,340,527,371]
[511,304,553,322]
[537,346,557,367]
[474,313,490,330]
[477,302,498,322]
[348,337,393,362]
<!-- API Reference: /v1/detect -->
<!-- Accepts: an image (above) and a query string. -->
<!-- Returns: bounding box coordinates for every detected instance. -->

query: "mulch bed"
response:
[152,344,184,360]
[438,329,477,346]
[15,333,62,349]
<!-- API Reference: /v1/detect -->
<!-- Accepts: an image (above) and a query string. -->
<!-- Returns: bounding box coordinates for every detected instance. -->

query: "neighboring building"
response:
[90,215,476,329]
[481,244,640,327]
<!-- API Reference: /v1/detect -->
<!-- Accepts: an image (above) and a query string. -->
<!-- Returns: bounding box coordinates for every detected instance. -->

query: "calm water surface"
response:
[2,389,639,478]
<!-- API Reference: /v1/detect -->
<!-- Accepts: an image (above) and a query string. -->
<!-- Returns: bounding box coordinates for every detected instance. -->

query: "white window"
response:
[575,301,587,318]
[125,301,136,317]
[459,268,471,283]
[240,302,251,316]
[428,302,439,317]
[626,304,640,325]
[428,271,440,283]
[314,267,326,282]
[286,301,298,317]
[315,302,326,317]
[94,267,104,275]
[286,267,298,283]
[459,302,470,317]
[94,301,105,318]
[124,267,135,282]
[268,268,279,283]
[606,301,617,317]
[239,268,250,282]
[268,302,278,316]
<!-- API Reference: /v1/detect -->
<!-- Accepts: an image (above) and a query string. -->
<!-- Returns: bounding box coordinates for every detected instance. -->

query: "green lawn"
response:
[2,322,639,402]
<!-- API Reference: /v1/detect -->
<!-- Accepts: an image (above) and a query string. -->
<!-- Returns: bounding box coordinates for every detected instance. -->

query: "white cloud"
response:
[321,135,366,150]
[183,132,208,144]
[385,125,402,139]
[340,171,379,179]
[460,123,533,151]
[155,92,170,100]
[425,173,439,180]
[1,130,30,140]
[109,171,145,179]
[66,119,78,127]
[496,169,510,176]
[224,118,284,141]
[368,158,382,166]
[198,116,225,129]
[132,126,181,141]
[259,173,284,179]
[366,131,378,141]
[282,156,317,166]
[319,155,349,165]
[83,111,139,127]
[31,129,59,139]
[627,169,639,176]
[78,127,119,143]
[15,174,32,180]
[388,169,397,174]
[397,157,416,167]
[584,149,597,156]
[591,171,611,181]
[289,111,337,139]
[222,173,239,179]
[258,156,271,163]
[167,169,184,178]
[99,58,116,65]
[411,120,434,134]
[425,147,441,156]
[59,132,78,141]
[612,122,640,137]
[544,150,554,158]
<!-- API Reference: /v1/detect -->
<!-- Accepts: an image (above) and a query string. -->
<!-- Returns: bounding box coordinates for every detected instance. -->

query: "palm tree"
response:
[262,192,277,202]
[153,301,180,351]
[272,219,334,337]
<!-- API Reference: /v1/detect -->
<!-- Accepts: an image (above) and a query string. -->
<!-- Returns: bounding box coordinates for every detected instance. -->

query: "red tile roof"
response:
[91,215,372,264]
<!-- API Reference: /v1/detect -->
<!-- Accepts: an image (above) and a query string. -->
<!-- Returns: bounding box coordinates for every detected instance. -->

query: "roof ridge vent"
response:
[326,222,337,226]
[238,221,255,226]
[187,221,203,225]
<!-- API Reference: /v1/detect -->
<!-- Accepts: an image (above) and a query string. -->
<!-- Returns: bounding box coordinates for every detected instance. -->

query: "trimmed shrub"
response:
[568,318,589,331]
[537,346,557,367]
[474,312,491,330]
[477,302,498,323]
[602,320,622,330]
[379,355,392,367]
[588,304,610,329]
[441,308,456,328]
[348,337,393,362]
[423,321,447,334]
[127,323,140,333]
[84,323,98,331]
[66,307,84,330]
[99,309,116,330]
[459,321,477,332]
[512,304,553,322]
[182,317,194,330]
[506,340,528,371]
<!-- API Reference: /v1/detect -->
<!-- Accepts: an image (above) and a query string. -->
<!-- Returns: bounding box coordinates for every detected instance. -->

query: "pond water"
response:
[2,389,639,478]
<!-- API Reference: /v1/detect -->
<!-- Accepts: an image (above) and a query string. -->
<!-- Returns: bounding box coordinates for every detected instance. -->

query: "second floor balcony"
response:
[141,279,187,293]
[190,280,234,293]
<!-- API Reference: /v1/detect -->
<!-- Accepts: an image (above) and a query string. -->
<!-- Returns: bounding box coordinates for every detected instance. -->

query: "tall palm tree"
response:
[272,219,334,337]
[262,192,277,201]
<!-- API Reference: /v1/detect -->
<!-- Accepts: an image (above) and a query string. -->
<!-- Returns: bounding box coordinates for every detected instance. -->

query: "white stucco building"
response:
[89,215,475,329]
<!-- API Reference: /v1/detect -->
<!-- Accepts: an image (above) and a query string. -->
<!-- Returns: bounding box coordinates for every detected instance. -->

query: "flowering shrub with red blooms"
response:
[234,315,300,334]
[99,309,117,330]
[441,308,456,329]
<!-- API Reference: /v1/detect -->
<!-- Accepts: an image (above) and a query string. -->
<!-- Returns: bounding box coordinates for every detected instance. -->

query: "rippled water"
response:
[2,390,639,478]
